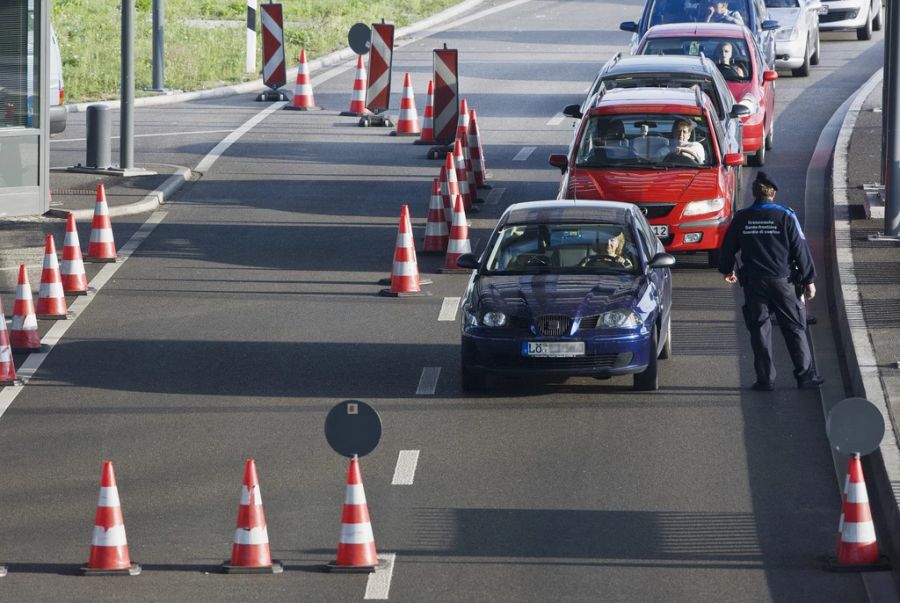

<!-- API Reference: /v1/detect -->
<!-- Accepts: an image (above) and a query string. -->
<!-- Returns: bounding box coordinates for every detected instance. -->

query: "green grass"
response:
[52,0,460,103]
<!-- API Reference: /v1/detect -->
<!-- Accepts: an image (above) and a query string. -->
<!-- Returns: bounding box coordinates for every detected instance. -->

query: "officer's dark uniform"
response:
[718,173,822,389]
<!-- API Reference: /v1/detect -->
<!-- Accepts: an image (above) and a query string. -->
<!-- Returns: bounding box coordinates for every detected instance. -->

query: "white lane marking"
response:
[513,146,536,161]
[51,129,235,144]
[416,367,441,395]
[195,102,286,173]
[486,187,505,206]
[364,553,396,599]
[391,451,420,485]
[546,113,566,126]
[439,297,460,321]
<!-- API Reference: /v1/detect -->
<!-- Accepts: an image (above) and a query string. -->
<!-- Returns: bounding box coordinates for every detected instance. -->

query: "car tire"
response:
[792,44,810,77]
[749,136,766,166]
[810,32,821,66]
[765,123,774,151]
[461,365,486,392]
[633,330,659,391]
[873,2,882,31]
[658,320,672,360]
[857,12,873,40]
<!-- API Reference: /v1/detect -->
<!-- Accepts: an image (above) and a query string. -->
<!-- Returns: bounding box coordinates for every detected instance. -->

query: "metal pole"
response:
[887,0,900,237]
[152,0,164,90]
[121,0,134,169]
[882,0,891,184]
[246,0,257,74]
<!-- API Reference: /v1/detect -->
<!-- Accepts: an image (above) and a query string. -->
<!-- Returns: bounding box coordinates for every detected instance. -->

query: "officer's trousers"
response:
[741,277,813,384]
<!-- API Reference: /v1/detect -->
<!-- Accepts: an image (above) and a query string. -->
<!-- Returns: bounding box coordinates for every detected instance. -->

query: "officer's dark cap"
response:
[753,171,778,192]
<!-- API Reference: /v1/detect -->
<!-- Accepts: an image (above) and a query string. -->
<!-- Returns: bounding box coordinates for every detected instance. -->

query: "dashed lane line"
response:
[391,450,420,485]
[416,367,441,395]
[364,553,397,600]
[513,146,536,161]
[486,187,505,206]
[439,297,460,321]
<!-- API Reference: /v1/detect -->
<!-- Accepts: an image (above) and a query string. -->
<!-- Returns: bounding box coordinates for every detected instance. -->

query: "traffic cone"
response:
[379,205,430,297]
[0,297,17,385]
[82,461,141,575]
[469,107,489,189]
[453,138,473,212]
[286,49,321,111]
[414,80,435,145]
[35,235,67,320]
[11,265,40,352]
[340,55,369,116]
[86,184,116,262]
[456,99,478,201]
[826,454,889,570]
[422,178,448,254]
[61,213,88,295]
[440,152,459,224]
[442,195,472,273]
[223,459,283,574]
[392,72,420,137]
[326,455,378,572]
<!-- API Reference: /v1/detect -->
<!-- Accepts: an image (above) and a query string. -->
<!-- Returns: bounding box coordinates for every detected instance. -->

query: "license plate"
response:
[523,341,585,357]
[651,225,669,237]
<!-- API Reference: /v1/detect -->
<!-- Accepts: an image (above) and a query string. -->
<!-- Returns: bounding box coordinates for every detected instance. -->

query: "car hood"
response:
[767,8,801,28]
[569,168,721,203]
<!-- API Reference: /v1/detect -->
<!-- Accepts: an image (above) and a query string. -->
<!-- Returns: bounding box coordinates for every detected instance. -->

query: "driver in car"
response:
[663,119,706,164]
[706,0,743,24]
[586,232,634,269]
[714,42,747,78]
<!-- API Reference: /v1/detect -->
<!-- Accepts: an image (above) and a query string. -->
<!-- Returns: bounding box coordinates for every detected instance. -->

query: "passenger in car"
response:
[706,0,744,24]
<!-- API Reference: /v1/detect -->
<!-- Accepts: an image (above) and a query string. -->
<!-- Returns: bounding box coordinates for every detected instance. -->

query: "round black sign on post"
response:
[348,23,372,55]
[826,397,885,455]
[325,400,382,458]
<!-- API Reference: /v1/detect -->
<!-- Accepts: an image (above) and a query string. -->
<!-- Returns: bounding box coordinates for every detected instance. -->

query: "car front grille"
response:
[820,9,858,23]
[579,315,600,329]
[491,353,630,370]
[536,314,572,337]
[636,203,676,219]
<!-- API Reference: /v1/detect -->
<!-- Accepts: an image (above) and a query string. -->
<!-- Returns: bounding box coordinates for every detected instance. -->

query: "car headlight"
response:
[597,309,642,329]
[683,197,726,216]
[482,311,507,327]
[739,94,759,115]
[776,27,799,41]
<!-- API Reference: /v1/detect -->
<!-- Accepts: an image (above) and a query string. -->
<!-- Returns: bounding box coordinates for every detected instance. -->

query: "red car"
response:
[549,87,744,265]
[636,23,778,166]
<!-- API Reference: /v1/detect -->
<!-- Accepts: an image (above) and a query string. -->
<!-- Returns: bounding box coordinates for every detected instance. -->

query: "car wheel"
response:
[810,32,821,66]
[873,2,882,31]
[633,330,659,391]
[765,123,774,151]
[857,11,873,40]
[792,44,810,77]
[707,248,721,268]
[749,136,766,166]
[658,320,672,360]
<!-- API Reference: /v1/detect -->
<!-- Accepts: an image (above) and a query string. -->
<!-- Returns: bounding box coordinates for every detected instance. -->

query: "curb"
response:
[64,0,487,113]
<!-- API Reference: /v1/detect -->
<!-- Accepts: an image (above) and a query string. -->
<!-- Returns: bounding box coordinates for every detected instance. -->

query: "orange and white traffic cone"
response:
[223,459,283,574]
[826,454,889,570]
[415,80,435,145]
[0,297,17,385]
[422,178,448,254]
[340,55,369,117]
[379,205,430,297]
[440,152,459,224]
[82,461,141,575]
[392,72,420,137]
[61,213,88,295]
[11,264,40,352]
[456,99,479,202]
[453,138,473,212]
[469,107,489,189]
[326,455,378,572]
[442,195,472,273]
[86,184,116,262]
[36,235,67,320]
[286,50,321,111]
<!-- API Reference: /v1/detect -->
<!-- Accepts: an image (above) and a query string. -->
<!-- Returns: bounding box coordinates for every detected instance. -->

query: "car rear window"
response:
[640,37,752,82]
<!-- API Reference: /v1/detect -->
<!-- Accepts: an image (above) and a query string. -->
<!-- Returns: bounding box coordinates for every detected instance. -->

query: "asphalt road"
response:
[0,0,888,600]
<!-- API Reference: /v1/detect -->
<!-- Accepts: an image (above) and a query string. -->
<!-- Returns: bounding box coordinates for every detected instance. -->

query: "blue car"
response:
[457,200,675,392]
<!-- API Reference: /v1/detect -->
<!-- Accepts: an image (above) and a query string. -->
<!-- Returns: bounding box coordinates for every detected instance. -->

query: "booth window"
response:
[0,0,41,130]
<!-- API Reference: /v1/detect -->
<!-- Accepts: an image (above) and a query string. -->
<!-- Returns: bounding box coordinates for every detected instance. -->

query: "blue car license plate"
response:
[523,341,585,357]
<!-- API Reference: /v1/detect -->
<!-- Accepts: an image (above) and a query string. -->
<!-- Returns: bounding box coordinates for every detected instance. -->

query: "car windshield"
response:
[575,113,714,168]
[640,37,752,82]
[602,75,725,120]
[648,0,749,27]
[764,0,799,7]
[484,223,640,275]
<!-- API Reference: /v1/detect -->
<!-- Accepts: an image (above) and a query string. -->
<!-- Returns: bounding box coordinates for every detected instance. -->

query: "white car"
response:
[818,0,882,40]
[766,0,823,77]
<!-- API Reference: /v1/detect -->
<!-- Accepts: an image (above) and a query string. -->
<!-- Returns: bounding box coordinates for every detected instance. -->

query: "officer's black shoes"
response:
[751,381,775,391]
[797,373,825,389]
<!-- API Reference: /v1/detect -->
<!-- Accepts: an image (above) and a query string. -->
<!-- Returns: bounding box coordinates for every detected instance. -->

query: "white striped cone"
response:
[61,212,88,294]
[453,138,472,212]
[11,264,40,352]
[423,178,449,253]
[85,461,139,574]
[388,205,421,294]
[456,99,477,195]
[343,55,368,116]
[0,297,16,384]
[835,454,881,566]
[87,184,116,262]
[444,195,472,270]
[469,108,488,188]
[417,80,435,144]
[36,234,67,319]
[331,455,378,570]
[394,72,420,136]
[440,152,459,224]
[288,49,319,110]
[225,459,282,572]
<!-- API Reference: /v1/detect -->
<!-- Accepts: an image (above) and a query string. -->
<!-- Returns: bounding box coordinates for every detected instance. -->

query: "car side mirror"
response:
[548,154,569,173]
[619,21,638,33]
[563,104,583,119]
[762,19,780,31]
[455,253,480,270]
[763,70,779,82]
[724,152,745,167]
[648,252,676,269]
[729,104,751,118]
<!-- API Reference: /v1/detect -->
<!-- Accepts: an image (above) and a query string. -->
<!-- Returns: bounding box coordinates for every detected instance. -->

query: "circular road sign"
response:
[348,23,372,55]
[325,400,382,458]
[826,397,885,455]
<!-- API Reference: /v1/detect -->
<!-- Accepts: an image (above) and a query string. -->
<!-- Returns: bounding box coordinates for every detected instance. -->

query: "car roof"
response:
[592,86,704,113]
[604,54,715,78]
[500,200,636,226]
[643,22,749,38]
